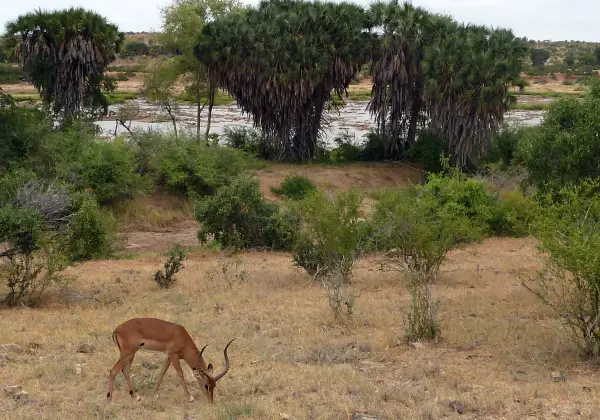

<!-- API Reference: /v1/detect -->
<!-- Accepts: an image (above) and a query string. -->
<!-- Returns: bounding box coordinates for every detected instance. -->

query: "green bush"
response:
[523,179,600,357]
[196,175,295,250]
[78,138,148,203]
[0,104,51,174]
[292,189,368,317]
[416,166,497,239]
[371,189,470,280]
[222,127,274,159]
[63,193,116,261]
[0,63,23,84]
[150,137,251,197]
[115,73,130,81]
[271,175,317,200]
[481,125,535,168]
[153,245,186,288]
[330,132,363,162]
[517,80,600,192]
[408,128,449,173]
[491,188,539,237]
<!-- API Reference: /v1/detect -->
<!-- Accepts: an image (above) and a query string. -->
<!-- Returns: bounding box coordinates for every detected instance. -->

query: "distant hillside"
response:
[529,40,600,66]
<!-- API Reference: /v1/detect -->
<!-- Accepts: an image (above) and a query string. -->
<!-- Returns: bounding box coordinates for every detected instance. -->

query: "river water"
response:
[95,100,545,148]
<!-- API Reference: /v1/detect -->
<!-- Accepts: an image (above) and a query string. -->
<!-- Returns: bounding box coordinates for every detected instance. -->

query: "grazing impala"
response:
[106,317,236,403]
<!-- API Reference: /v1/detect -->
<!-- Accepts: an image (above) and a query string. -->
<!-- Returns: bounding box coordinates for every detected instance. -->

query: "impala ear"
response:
[207,363,213,373]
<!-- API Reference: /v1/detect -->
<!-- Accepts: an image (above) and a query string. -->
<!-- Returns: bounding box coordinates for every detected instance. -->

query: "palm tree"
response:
[369,1,527,168]
[5,8,124,118]
[196,0,373,160]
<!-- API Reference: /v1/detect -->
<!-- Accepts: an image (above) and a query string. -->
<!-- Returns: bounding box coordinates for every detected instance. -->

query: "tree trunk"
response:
[165,102,178,140]
[205,83,215,145]
[196,78,202,142]
[406,78,423,151]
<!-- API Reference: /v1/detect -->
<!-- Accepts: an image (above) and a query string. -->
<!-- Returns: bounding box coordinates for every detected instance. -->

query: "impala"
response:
[106,317,236,403]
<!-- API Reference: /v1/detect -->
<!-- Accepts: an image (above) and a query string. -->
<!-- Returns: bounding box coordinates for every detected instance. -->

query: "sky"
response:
[1,0,599,42]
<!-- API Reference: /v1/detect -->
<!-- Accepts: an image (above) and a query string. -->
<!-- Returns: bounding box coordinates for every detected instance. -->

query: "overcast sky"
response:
[1,0,598,42]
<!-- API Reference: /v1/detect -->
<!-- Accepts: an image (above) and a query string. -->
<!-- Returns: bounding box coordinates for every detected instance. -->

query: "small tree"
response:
[595,47,600,64]
[292,189,367,318]
[142,59,180,138]
[154,245,187,288]
[531,48,550,67]
[523,179,600,357]
[372,189,471,341]
[564,53,575,66]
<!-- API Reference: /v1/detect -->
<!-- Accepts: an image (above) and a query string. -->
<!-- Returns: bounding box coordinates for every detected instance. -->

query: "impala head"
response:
[194,338,236,403]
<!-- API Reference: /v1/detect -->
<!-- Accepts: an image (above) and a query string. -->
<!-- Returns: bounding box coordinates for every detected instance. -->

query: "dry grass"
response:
[1,237,600,419]
[255,162,422,202]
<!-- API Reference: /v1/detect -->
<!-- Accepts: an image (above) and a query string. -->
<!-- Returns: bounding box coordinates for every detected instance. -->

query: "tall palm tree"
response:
[6,8,124,118]
[196,0,373,160]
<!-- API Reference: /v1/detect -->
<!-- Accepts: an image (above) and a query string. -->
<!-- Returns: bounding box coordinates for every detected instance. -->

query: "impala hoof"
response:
[136,395,142,402]
[189,395,194,402]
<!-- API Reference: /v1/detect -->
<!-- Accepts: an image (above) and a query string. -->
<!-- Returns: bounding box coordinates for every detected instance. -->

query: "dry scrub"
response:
[1,238,600,419]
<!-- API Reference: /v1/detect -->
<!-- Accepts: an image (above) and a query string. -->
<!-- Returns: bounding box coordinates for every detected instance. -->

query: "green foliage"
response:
[517,81,600,192]
[63,193,116,261]
[6,7,124,118]
[148,136,251,196]
[370,1,528,167]
[523,179,600,357]
[195,175,296,249]
[530,48,550,67]
[197,0,372,160]
[77,138,147,203]
[292,189,367,317]
[578,54,598,66]
[372,188,467,280]
[222,126,274,159]
[122,41,150,57]
[271,175,317,200]
[416,168,497,239]
[292,189,366,279]
[491,188,539,237]
[0,103,52,174]
[408,128,449,173]
[0,63,23,84]
[481,125,534,168]
[564,53,575,66]
[153,245,186,288]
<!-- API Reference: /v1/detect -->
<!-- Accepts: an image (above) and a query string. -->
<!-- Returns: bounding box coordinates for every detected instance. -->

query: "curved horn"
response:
[199,344,208,358]
[214,338,236,382]
[196,344,213,379]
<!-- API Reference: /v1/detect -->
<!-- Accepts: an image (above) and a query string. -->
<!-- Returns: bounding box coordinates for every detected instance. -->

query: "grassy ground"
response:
[2,164,600,419]
[2,238,600,419]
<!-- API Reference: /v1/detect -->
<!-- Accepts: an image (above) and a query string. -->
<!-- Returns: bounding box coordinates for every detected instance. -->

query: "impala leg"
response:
[154,357,171,396]
[168,353,193,402]
[122,354,140,401]
[107,354,134,402]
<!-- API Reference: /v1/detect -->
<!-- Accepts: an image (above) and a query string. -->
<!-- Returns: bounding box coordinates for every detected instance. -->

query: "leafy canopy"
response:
[196,0,374,160]
[5,7,124,118]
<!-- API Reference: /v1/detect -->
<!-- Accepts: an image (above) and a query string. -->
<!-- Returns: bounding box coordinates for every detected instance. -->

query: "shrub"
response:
[517,80,600,192]
[271,175,317,200]
[78,138,148,203]
[222,127,274,159]
[371,188,470,341]
[292,189,367,318]
[330,132,363,162]
[195,175,295,250]
[490,188,539,237]
[408,128,449,173]
[150,137,251,197]
[416,163,497,239]
[0,63,23,84]
[0,104,51,174]
[115,73,130,81]
[562,79,574,85]
[63,193,117,261]
[523,179,600,357]
[0,182,72,306]
[153,245,186,288]
[481,125,534,168]
[122,41,150,57]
